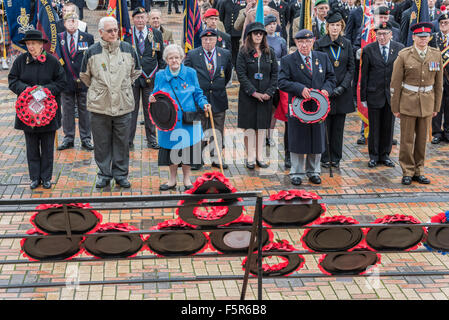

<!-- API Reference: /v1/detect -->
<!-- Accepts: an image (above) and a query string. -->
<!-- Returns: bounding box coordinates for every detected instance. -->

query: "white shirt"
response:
[134,26,148,43]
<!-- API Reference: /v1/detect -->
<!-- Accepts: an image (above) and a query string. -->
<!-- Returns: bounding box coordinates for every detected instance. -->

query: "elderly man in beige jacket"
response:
[80,16,141,189]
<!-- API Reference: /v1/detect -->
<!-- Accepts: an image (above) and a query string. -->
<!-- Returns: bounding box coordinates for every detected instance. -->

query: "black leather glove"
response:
[331,86,345,97]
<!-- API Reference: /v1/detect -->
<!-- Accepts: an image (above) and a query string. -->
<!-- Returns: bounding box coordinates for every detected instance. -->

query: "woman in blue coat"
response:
[150,44,211,191]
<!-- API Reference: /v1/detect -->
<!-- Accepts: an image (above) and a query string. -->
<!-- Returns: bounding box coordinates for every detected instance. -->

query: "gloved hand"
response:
[356,48,361,60]
[331,86,345,97]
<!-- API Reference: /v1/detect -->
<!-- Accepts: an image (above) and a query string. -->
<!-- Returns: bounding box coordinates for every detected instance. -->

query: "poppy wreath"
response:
[241,240,305,277]
[30,203,103,235]
[15,85,58,127]
[301,216,365,252]
[262,190,326,227]
[424,211,449,254]
[148,90,179,132]
[365,214,427,252]
[208,215,274,254]
[82,223,144,259]
[290,90,330,124]
[318,243,382,276]
[21,228,84,262]
[145,218,209,257]
[177,172,244,227]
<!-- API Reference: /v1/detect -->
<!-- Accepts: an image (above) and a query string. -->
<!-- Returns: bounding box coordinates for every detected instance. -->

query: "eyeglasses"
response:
[252,31,265,36]
[440,21,449,26]
[103,28,119,34]
[376,32,391,37]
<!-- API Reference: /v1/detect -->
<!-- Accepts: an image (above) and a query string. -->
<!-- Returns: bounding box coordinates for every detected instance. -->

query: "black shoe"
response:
[81,140,94,151]
[392,139,398,145]
[309,175,322,184]
[147,141,160,149]
[175,10,181,14]
[321,162,331,168]
[57,141,74,150]
[256,160,269,168]
[140,120,145,125]
[402,176,412,185]
[115,178,131,188]
[431,137,441,144]
[129,142,134,150]
[30,180,40,189]
[167,10,172,14]
[42,181,52,189]
[412,175,431,184]
[212,162,229,169]
[383,159,395,167]
[246,161,255,169]
[191,164,203,170]
[96,179,110,188]
[284,155,291,169]
[331,161,340,168]
[357,137,366,145]
[290,176,302,186]
[159,183,177,191]
[368,160,377,168]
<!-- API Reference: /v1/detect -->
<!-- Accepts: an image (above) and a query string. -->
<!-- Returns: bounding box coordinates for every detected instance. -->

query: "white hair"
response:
[163,44,185,62]
[149,9,162,17]
[98,16,118,31]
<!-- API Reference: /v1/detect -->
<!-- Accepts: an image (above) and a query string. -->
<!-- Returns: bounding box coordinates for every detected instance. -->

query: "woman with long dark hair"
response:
[236,22,278,169]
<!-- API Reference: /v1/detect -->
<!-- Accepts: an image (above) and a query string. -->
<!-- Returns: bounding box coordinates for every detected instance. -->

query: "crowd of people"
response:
[3,0,449,190]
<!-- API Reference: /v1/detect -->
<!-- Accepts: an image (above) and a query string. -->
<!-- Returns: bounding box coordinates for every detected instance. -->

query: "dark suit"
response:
[184,46,233,156]
[216,30,232,52]
[432,32,449,141]
[219,0,247,66]
[345,6,363,44]
[59,31,94,145]
[360,40,404,162]
[124,26,165,146]
[268,0,289,40]
[279,50,336,177]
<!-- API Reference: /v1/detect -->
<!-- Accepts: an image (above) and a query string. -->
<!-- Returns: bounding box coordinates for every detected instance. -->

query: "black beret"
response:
[132,7,147,17]
[200,28,218,38]
[374,6,390,15]
[374,21,393,31]
[439,13,449,22]
[326,10,343,23]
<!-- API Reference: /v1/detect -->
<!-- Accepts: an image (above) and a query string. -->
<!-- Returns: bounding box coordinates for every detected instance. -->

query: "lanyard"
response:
[329,45,341,62]
[203,47,216,71]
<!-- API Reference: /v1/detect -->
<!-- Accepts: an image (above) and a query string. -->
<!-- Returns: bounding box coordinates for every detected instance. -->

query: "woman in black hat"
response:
[236,22,278,169]
[8,30,66,189]
[314,10,355,169]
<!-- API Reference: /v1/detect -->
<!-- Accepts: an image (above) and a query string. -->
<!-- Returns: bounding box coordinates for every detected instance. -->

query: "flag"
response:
[116,0,132,40]
[299,0,313,31]
[36,0,64,65]
[107,0,117,17]
[255,0,264,24]
[356,0,376,139]
[3,0,33,52]
[406,0,430,46]
[183,0,202,53]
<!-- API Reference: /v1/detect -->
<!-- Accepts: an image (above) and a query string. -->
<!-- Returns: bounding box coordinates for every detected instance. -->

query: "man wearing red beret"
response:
[203,8,232,52]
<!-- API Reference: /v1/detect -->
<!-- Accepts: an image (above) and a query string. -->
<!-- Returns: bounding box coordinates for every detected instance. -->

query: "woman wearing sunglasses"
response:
[236,22,278,169]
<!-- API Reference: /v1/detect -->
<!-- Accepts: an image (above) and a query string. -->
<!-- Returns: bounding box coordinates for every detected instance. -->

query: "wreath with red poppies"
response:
[15,85,58,127]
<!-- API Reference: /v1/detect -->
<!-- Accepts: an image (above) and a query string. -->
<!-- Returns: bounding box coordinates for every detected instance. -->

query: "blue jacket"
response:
[152,64,209,150]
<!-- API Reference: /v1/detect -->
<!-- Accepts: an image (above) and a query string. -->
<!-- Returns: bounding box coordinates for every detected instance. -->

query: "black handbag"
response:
[168,81,201,125]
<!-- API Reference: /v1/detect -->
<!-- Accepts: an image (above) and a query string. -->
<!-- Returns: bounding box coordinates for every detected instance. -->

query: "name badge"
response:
[78,42,88,51]
[254,73,263,80]
[153,42,161,51]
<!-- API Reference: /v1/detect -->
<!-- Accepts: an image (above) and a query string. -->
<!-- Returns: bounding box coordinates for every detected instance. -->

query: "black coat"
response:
[279,50,336,154]
[216,30,232,52]
[315,35,355,115]
[59,31,94,92]
[268,0,289,40]
[236,47,278,129]
[344,6,363,44]
[123,26,166,88]
[8,51,66,132]
[219,0,247,38]
[360,40,404,109]
[184,46,233,113]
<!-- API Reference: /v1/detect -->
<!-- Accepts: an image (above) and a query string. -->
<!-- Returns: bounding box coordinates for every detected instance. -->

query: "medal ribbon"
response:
[204,47,216,79]
[329,45,341,65]
[442,39,449,69]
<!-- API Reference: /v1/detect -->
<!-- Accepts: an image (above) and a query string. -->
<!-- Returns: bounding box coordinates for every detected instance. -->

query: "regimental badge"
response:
[153,42,161,51]
[300,64,304,69]
[148,28,154,44]
[61,39,65,46]
[17,8,33,34]
[410,11,417,20]
[315,58,319,66]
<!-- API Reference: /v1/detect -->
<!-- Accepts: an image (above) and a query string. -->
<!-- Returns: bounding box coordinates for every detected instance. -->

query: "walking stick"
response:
[206,107,225,175]
[324,121,333,177]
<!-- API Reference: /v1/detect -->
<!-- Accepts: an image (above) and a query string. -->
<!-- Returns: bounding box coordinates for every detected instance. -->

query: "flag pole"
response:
[118,0,123,40]
[0,0,7,60]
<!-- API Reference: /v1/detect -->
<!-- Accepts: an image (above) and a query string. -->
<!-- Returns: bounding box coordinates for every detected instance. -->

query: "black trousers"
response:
[168,0,179,12]
[367,104,394,162]
[24,131,55,182]
[321,113,346,163]
[432,88,449,140]
[130,83,157,144]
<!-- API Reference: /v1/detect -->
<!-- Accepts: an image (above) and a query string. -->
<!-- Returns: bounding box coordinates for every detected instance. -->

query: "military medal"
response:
[220,66,225,78]
[300,64,304,69]
[207,63,213,71]
[315,59,319,66]
[330,45,341,68]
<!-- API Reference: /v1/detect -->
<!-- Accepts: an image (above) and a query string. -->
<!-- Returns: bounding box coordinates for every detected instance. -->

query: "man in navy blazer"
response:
[57,13,95,151]
[124,7,165,150]
[279,29,336,186]
[184,29,233,170]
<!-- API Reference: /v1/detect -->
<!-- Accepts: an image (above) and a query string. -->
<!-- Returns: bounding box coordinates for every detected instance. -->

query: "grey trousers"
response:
[130,84,157,144]
[289,153,321,178]
[61,91,91,143]
[91,112,131,181]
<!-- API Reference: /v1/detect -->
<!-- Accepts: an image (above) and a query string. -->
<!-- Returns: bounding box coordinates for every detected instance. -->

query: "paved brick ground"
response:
[0,8,448,300]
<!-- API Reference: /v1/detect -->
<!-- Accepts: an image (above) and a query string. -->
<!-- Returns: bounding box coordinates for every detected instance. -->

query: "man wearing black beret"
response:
[360,21,404,169]
[279,29,336,186]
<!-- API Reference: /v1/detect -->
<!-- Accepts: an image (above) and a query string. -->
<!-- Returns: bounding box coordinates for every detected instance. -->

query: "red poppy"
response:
[218,36,222,42]
[253,52,259,58]
[37,53,46,63]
